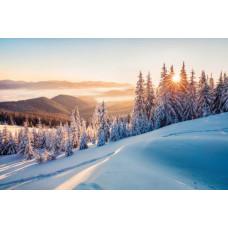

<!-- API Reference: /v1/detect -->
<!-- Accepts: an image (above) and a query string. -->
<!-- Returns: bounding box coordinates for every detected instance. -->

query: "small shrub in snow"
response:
[35,150,44,164]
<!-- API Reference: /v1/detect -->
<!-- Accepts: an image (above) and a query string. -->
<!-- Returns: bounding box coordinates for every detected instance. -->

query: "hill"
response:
[0,95,133,122]
[0,113,227,190]
[0,95,97,120]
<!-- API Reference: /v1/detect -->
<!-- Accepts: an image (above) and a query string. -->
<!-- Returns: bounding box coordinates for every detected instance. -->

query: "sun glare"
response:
[172,75,180,83]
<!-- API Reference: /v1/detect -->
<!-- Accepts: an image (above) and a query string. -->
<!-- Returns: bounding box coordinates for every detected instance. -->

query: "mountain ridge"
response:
[0,80,132,90]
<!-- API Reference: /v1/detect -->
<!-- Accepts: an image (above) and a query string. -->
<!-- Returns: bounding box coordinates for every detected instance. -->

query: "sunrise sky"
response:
[0,38,227,86]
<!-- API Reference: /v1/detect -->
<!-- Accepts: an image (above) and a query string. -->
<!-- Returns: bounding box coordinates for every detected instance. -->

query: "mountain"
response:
[0,80,132,90]
[51,94,96,113]
[0,95,97,119]
[0,94,133,120]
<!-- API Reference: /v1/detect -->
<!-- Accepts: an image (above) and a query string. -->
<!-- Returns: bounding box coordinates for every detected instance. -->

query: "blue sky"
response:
[0,38,227,86]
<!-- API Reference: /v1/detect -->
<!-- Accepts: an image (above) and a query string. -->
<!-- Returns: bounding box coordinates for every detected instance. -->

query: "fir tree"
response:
[110,118,119,141]
[183,69,197,120]
[213,72,224,114]
[97,125,105,147]
[155,64,183,128]
[65,138,73,156]
[221,73,228,112]
[196,71,213,117]
[18,122,34,159]
[7,132,17,154]
[2,123,9,155]
[144,72,155,120]
[209,74,215,88]
[79,130,88,150]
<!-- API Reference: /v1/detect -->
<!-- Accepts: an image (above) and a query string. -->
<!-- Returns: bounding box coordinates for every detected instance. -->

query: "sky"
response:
[0,38,227,86]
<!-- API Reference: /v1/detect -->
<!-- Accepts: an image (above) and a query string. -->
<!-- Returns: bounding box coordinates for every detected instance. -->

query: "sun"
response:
[172,75,180,83]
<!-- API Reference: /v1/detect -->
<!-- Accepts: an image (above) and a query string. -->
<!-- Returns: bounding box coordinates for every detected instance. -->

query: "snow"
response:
[0,113,228,190]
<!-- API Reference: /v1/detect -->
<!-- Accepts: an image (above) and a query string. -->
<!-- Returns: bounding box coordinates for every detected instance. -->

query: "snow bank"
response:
[0,113,228,190]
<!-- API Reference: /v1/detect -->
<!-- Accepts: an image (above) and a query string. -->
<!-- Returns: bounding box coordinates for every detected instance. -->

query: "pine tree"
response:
[179,62,188,97]
[221,73,228,112]
[2,123,9,155]
[144,72,155,120]
[65,138,73,156]
[122,116,128,138]
[209,73,215,88]
[0,131,4,155]
[130,113,139,136]
[155,64,183,128]
[93,101,110,145]
[196,71,213,117]
[183,69,197,120]
[117,118,123,139]
[97,125,105,147]
[110,118,119,141]
[79,123,88,150]
[7,132,17,154]
[213,72,224,114]
[18,122,34,159]
[126,123,131,137]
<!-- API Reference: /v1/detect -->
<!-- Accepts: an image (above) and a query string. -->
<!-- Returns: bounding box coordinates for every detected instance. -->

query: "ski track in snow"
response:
[162,128,228,137]
[0,151,115,190]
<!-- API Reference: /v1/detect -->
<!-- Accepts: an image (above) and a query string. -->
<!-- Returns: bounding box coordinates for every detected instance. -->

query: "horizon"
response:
[0,39,228,87]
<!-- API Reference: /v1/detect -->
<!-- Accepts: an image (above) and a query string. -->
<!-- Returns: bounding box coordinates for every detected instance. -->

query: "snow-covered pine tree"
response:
[79,120,88,150]
[65,138,73,156]
[0,131,4,155]
[110,118,119,141]
[25,138,34,160]
[155,64,182,128]
[209,74,215,89]
[147,111,154,132]
[18,122,34,159]
[37,119,44,149]
[122,116,128,138]
[2,123,9,155]
[132,71,147,134]
[213,72,224,114]
[183,69,197,120]
[117,118,123,139]
[196,71,213,117]
[97,125,105,146]
[7,132,17,154]
[179,62,188,97]
[126,123,131,137]
[70,116,78,148]
[130,113,139,136]
[71,106,81,145]
[221,72,228,112]
[144,72,155,120]
[93,101,110,145]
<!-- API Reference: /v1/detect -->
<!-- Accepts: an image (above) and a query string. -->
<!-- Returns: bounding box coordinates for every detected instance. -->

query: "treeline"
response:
[0,62,227,164]
[0,110,70,127]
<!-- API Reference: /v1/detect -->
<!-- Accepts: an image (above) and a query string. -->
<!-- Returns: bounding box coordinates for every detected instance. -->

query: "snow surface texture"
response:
[0,113,228,190]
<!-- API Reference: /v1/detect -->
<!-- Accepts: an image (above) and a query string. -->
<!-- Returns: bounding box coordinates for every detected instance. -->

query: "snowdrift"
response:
[0,113,228,190]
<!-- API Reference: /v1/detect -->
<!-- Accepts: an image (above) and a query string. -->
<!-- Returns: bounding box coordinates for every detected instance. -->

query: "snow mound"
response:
[0,113,228,190]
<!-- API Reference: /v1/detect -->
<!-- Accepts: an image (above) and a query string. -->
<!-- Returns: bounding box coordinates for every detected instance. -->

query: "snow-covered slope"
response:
[0,113,228,190]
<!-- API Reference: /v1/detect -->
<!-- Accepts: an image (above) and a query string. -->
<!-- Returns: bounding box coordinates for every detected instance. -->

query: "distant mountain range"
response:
[0,94,133,120]
[0,80,132,90]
